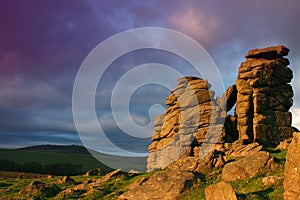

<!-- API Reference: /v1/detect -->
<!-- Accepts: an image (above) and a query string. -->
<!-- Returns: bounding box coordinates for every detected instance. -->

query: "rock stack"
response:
[147,76,227,171]
[236,45,294,146]
[147,45,295,172]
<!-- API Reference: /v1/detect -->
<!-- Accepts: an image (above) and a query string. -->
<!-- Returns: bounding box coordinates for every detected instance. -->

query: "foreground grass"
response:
[0,149,287,199]
[0,171,155,199]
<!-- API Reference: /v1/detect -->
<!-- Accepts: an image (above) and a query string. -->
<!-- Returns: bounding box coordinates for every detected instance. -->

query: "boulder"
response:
[84,168,103,176]
[118,170,196,200]
[219,84,237,112]
[60,176,76,184]
[221,151,270,182]
[100,169,123,182]
[262,176,283,187]
[284,132,300,199]
[204,181,238,200]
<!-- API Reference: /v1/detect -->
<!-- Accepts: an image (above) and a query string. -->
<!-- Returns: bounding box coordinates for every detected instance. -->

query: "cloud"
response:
[0,0,300,152]
[168,7,221,47]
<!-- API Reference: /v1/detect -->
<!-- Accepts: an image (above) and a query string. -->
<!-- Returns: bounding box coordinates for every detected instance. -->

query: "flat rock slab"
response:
[204,181,238,200]
[284,132,300,199]
[221,151,270,182]
[245,45,289,59]
[118,170,196,200]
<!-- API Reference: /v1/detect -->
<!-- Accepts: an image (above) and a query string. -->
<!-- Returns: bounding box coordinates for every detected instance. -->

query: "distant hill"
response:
[0,145,113,175]
[0,144,147,175]
[18,144,90,155]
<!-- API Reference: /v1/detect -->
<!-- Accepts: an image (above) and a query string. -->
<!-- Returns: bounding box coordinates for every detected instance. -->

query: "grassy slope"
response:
[0,148,287,199]
[0,148,112,173]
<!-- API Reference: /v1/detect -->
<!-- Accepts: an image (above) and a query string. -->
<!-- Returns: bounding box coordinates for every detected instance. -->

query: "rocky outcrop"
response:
[284,132,300,199]
[235,45,294,146]
[147,76,227,172]
[204,181,238,200]
[142,45,297,199]
[221,151,271,182]
[118,170,196,200]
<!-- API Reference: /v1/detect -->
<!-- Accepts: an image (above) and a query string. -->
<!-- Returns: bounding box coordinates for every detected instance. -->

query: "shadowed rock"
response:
[219,84,237,112]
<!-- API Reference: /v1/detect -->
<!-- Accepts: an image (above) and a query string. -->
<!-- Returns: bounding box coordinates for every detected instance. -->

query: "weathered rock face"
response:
[236,45,294,146]
[118,170,196,200]
[284,132,300,199]
[147,76,227,172]
[221,151,271,182]
[204,181,238,200]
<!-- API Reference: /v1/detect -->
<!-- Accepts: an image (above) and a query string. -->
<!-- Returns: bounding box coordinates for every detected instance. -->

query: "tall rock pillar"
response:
[236,45,294,146]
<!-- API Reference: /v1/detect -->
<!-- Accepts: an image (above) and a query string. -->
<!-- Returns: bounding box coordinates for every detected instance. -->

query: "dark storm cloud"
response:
[0,0,300,149]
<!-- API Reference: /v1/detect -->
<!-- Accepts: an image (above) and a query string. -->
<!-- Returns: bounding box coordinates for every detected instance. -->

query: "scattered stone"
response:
[118,170,196,200]
[73,183,93,192]
[262,176,283,187]
[19,181,60,196]
[204,181,238,200]
[128,169,140,176]
[100,169,123,182]
[60,176,76,184]
[84,168,103,176]
[221,151,270,182]
[56,188,83,199]
[284,132,300,199]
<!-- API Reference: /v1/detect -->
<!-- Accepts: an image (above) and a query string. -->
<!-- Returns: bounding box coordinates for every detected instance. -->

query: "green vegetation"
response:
[0,172,154,199]
[0,148,112,175]
[231,173,284,200]
[0,148,287,199]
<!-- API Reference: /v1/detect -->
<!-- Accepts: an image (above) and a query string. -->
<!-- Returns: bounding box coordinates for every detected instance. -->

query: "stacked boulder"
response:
[147,76,227,171]
[236,45,294,146]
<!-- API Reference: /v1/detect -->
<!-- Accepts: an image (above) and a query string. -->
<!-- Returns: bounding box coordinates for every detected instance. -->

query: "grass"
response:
[231,172,284,200]
[0,148,288,199]
[0,170,156,199]
[0,148,112,174]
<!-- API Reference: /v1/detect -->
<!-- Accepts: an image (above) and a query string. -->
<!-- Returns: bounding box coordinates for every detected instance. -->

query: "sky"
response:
[1,0,300,155]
